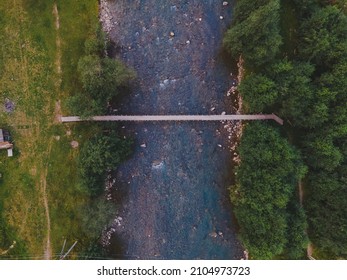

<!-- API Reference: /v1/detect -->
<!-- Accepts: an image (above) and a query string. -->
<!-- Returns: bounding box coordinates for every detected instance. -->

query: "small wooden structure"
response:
[0,129,13,157]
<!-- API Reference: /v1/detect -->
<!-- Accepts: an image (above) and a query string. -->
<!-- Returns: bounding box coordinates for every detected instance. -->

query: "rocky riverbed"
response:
[100,0,243,259]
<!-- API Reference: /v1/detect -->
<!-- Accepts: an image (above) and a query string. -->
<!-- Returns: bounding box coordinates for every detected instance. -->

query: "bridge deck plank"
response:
[61,115,283,125]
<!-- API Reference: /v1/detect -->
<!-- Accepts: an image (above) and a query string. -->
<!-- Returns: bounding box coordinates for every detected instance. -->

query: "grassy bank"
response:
[0,0,101,258]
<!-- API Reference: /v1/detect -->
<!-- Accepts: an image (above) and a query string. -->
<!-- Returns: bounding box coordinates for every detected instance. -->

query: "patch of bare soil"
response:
[42,157,52,260]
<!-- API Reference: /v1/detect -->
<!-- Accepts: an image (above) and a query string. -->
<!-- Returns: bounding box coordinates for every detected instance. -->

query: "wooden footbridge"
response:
[60,114,283,125]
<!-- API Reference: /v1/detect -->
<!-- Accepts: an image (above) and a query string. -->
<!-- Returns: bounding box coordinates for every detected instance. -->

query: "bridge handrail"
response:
[60,114,283,125]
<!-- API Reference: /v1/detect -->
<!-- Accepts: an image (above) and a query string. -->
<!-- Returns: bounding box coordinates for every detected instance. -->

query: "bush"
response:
[67,25,135,117]
[79,131,132,196]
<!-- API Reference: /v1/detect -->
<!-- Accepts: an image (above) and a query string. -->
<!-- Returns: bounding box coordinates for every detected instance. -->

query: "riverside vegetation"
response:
[0,0,133,259]
[224,0,347,259]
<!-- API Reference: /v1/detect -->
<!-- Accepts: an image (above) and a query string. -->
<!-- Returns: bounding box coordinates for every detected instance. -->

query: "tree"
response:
[84,24,108,56]
[302,135,343,171]
[233,0,272,24]
[235,206,288,259]
[78,55,135,101]
[318,60,347,125]
[285,200,309,259]
[223,0,282,68]
[267,59,331,128]
[80,133,132,175]
[306,181,347,257]
[299,5,347,68]
[79,132,132,196]
[67,25,136,117]
[238,73,278,112]
[65,92,104,118]
[232,123,306,259]
[80,197,117,239]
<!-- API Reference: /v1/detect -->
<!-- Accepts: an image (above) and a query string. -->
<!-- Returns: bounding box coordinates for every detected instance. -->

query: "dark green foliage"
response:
[77,55,135,101]
[269,60,331,128]
[291,0,320,17]
[80,197,117,238]
[65,92,103,118]
[302,135,343,171]
[232,123,306,259]
[233,0,272,24]
[223,0,282,68]
[235,206,287,259]
[80,132,132,175]
[318,60,347,125]
[79,131,132,196]
[285,200,309,259]
[67,25,135,117]
[306,171,347,257]
[225,0,347,259]
[238,74,277,112]
[80,241,109,260]
[84,25,107,56]
[299,5,347,68]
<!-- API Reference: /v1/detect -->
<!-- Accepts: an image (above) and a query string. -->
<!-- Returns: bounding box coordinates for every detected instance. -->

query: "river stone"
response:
[209,232,218,238]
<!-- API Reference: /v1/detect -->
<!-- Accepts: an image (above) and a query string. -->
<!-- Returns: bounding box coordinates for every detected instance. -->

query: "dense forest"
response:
[224,0,347,259]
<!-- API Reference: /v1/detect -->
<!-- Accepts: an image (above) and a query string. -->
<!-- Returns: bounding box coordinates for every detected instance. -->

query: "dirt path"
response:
[42,2,62,260]
[299,180,316,260]
[53,3,62,75]
[42,141,53,260]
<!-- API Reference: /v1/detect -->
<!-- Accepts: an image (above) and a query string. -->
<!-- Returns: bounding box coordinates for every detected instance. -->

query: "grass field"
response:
[0,0,100,259]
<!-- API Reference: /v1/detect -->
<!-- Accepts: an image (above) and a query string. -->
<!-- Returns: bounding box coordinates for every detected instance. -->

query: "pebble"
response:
[220,16,224,20]
[223,1,229,6]
[140,143,147,148]
[209,232,218,238]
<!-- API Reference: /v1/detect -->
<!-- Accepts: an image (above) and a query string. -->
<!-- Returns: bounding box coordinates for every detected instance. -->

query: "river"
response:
[101,0,243,259]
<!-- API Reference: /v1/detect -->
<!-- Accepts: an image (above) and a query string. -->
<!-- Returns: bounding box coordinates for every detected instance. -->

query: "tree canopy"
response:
[225,0,347,259]
[67,26,135,118]
[223,0,282,68]
[232,123,306,259]
[79,131,132,196]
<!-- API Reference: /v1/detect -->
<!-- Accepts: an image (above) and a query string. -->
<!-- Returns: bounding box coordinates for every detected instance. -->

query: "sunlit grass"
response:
[0,0,99,259]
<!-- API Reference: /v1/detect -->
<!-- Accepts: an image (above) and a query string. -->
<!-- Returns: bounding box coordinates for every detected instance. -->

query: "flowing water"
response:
[102,0,243,259]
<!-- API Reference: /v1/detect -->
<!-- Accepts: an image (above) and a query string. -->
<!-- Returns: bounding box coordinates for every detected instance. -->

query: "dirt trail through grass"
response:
[53,3,62,76]
[42,139,53,260]
[42,2,62,260]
